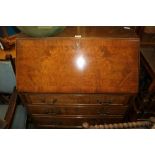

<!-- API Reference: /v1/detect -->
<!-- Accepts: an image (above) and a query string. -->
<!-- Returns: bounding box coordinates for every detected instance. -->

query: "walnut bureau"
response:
[16,27,140,128]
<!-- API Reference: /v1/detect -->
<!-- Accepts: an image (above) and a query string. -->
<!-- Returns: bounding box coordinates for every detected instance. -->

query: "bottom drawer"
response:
[32,115,124,128]
[27,105,128,116]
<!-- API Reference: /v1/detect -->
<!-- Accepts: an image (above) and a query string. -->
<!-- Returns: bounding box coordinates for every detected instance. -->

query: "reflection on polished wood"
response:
[16,37,139,93]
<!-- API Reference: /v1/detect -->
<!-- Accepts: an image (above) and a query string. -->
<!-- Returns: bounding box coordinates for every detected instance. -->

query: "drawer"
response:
[26,94,130,105]
[90,94,130,105]
[27,105,128,116]
[27,94,91,105]
[37,125,82,129]
[32,115,124,128]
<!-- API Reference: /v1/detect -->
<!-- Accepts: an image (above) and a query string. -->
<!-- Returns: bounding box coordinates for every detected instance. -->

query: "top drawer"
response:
[25,94,130,105]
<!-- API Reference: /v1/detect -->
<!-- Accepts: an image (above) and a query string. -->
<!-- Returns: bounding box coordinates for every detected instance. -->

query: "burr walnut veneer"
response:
[16,27,140,128]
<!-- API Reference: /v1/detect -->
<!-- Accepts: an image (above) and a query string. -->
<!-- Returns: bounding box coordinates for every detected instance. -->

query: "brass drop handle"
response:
[97,108,111,116]
[46,98,58,104]
[102,112,110,115]
[97,113,108,116]
[45,108,61,115]
[97,100,112,105]
[45,109,55,115]
[50,120,62,125]
[97,108,105,115]
[48,109,57,115]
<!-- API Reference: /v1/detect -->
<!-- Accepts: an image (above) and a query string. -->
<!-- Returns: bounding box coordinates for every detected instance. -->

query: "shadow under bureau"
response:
[16,27,140,128]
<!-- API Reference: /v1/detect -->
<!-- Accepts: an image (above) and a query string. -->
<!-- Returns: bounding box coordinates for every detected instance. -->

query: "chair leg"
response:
[4,88,17,128]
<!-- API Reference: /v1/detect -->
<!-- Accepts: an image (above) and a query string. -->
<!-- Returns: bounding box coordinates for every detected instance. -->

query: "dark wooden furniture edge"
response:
[4,88,17,129]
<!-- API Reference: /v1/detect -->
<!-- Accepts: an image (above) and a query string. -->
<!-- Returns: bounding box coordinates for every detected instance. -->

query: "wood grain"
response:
[16,38,139,93]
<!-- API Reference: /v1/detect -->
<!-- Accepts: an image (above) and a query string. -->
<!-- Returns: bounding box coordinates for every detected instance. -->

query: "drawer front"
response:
[27,105,128,116]
[32,115,124,128]
[90,95,130,105]
[27,94,91,105]
[26,94,130,105]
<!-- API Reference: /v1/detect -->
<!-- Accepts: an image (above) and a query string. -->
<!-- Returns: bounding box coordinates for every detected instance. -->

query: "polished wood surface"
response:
[16,27,139,128]
[16,38,139,93]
